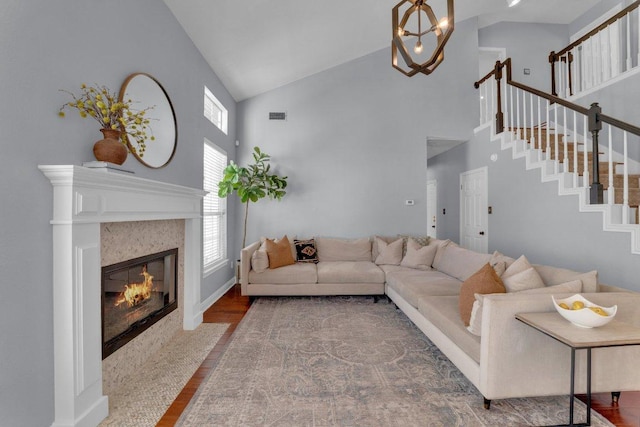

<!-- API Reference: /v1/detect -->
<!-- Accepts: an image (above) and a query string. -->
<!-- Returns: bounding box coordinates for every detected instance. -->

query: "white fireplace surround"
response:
[39,165,206,427]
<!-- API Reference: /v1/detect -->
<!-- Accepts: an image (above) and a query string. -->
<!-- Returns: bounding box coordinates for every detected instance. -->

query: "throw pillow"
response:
[374,237,403,265]
[501,254,534,280]
[400,238,437,270]
[502,267,545,292]
[251,247,269,273]
[459,263,506,326]
[467,294,484,336]
[397,234,430,256]
[294,238,318,263]
[265,235,296,269]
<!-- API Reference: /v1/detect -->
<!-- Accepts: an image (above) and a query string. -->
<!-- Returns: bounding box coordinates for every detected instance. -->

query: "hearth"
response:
[102,248,178,358]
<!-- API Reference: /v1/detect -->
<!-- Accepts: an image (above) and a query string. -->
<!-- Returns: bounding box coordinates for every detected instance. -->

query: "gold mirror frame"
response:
[119,73,177,168]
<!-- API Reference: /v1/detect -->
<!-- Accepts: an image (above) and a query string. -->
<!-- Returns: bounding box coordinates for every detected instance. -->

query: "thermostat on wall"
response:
[405,200,415,206]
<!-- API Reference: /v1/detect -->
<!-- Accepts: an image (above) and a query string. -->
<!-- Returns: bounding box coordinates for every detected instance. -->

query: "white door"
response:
[426,180,437,238]
[460,167,488,253]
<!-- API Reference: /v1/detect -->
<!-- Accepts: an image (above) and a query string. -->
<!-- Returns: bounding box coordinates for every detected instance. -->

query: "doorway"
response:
[426,180,437,238]
[460,167,488,253]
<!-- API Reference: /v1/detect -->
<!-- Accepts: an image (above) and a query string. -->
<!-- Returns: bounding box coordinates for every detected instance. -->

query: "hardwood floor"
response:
[157,284,640,426]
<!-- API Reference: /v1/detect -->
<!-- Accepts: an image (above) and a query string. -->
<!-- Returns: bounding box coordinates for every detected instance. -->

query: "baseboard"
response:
[200,278,236,313]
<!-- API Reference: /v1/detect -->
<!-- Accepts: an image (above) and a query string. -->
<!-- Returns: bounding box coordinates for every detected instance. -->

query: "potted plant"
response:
[59,83,155,164]
[218,146,288,249]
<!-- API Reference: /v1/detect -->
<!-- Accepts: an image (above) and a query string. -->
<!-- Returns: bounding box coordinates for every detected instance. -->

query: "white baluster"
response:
[509,85,514,141]
[504,77,509,133]
[565,54,571,96]
[523,91,528,142]
[563,107,569,172]
[546,100,551,160]
[627,12,633,71]
[554,106,559,173]
[530,92,534,146]
[559,56,565,97]
[573,111,578,187]
[608,125,614,206]
[603,25,611,81]
[516,88,521,139]
[491,78,496,131]
[637,7,640,66]
[538,97,542,151]
[595,33,602,86]
[623,131,629,224]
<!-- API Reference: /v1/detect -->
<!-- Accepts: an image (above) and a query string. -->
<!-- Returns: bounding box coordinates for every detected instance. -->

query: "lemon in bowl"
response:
[552,294,617,328]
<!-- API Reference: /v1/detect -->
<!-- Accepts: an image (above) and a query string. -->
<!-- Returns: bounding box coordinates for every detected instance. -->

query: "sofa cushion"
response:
[374,237,403,265]
[316,261,384,284]
[316,237,372,262]
[294,238,319,263]
[502,255,535,279]
[433,244,493,282]
[265,235,296,269]
[249,263,318,284]
[418,296,481,363]
[400,238,437,270]
[386,269,462,308]
[459,263,505,326]
[502,267,545,292]
[519,279,582,294]
[533,265,598,293]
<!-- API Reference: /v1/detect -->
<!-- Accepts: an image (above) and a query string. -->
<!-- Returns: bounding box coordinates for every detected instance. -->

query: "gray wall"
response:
[479,22,569,91]
[235,19,479,246]
[428,126,640,292]
[0,1,236,425]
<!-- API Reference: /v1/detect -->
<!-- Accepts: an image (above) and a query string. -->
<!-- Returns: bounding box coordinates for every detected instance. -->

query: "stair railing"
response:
[550,0,640,98]
[475,58,640,223]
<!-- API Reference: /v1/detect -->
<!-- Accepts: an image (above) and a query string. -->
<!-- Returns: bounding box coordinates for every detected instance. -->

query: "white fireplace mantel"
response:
[39,165,206,427]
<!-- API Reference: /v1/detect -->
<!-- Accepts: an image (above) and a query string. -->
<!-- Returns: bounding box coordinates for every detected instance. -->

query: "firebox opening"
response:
[102,248,178,359]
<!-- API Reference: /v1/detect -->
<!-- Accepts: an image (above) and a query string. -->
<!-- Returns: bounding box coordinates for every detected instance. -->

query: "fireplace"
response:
[40,164,205,427]
[102,248,178,358]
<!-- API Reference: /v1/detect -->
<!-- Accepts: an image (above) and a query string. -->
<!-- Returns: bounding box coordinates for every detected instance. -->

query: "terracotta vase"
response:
[93,128,128,165]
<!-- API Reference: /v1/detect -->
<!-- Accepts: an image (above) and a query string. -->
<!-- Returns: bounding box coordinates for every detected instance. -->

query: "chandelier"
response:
[391,0,455,76]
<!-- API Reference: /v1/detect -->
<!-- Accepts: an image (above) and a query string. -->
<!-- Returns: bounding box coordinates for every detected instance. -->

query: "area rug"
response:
[178,297,613,427]
[99,323,229,427]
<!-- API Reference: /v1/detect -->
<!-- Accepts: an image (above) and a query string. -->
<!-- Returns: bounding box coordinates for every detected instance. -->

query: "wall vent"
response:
[269,112,287,120]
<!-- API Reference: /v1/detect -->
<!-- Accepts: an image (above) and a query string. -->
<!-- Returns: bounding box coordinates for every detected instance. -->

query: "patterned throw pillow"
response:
[294,239,318,263]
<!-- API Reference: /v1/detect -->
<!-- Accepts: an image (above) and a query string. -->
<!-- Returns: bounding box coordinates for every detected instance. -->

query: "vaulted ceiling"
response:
[163,0,600,101]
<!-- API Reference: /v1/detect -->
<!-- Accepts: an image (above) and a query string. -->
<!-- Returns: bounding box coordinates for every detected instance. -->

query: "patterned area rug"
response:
[99,323,229,427]
[178,297,613,427]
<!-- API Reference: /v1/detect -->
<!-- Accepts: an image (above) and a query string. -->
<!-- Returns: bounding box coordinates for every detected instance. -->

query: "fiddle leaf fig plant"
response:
[218,146,288,249]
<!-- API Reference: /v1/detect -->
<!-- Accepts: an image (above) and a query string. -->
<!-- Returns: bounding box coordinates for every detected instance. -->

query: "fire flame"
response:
[115,265,154,308]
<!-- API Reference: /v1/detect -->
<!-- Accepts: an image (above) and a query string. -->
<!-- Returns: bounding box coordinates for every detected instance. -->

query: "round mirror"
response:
[119,73,177,168]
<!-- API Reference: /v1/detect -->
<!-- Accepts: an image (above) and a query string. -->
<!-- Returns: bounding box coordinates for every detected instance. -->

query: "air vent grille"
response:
[269,112,287,120]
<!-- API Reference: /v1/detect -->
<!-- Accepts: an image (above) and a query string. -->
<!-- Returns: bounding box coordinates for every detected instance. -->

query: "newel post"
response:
[589,102,604,204]
[549,51,557,96]
[494,60,504,133]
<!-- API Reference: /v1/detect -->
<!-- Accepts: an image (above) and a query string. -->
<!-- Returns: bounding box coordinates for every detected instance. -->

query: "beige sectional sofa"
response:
[240,235,640,407]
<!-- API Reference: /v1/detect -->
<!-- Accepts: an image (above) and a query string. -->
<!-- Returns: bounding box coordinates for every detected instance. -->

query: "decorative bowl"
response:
[552,294,617,328]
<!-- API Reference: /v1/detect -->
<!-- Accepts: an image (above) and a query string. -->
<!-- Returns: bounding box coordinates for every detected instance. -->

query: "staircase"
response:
[476,58,640,254]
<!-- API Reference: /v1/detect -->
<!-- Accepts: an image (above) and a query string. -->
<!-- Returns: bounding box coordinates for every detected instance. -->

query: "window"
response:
[203,139,227,275]
[204,86,228,134]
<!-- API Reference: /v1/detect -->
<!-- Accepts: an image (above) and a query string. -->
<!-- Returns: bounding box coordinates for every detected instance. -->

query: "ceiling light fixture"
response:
[392,0,455,76]
[507,0,521,7]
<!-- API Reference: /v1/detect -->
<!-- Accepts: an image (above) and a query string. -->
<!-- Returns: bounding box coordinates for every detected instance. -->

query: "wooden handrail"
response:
[475,57,640,205]
[476,58,640,137]
[549,1,640,95]
[552,1,640,60]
